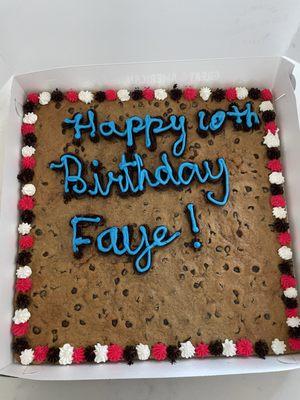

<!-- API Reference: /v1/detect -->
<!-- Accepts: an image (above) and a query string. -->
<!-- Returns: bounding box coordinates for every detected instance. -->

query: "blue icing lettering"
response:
[197,102,260,133]
[133,226,181,273]
[64,110,96,140]
[70,215,181,274]
[64,111,187,158]
[186,203,200,234]
[50,152,230,207]
[49,154,87,194]
[210,110,226,130]
[205,158,230,206]
[197,110,209,132]
[226,101,260,128]
[70,215,102,253]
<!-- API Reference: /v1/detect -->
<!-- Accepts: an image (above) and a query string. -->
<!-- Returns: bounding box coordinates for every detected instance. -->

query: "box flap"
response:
[11,57,283,92]
[286,27,300,64]
[0,0,299,87]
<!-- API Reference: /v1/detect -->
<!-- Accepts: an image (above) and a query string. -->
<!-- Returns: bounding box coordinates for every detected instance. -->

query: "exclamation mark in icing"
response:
[186,203,202,250]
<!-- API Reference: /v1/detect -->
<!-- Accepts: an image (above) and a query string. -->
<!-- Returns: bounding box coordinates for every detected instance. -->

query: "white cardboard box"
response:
[0,57,300,380]
[0,0,300,381]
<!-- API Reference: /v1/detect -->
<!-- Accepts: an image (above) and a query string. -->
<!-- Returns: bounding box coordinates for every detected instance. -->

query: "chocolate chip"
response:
[51,331,58,343]
[224,245,231,254]
[62,320,69,327]
[145,315,154,323]
[79,320,86,325]
[33,326,41,335]
[223,263,229,271]
[252,265,260,273]
[89,264,95,271]
[179,103,187,110]
[163,319,169,325]
[234,267,240,273]
[40,290,47,298]
[121,268,128,276]
[71,287,77,294]
[112,319,118,327]
[205,312,212,320]
[92,293,98,299]
[122,289,129,297]
[74,304,81,311]
[236,229,243,237]
[42,251,49,257]
[234,138,240,144]
[264,313,270,320]
[35,228,43,236]
[114,277,120,285]
[193,282,202,289]
[245,186,252,192]
[125,321,132,328]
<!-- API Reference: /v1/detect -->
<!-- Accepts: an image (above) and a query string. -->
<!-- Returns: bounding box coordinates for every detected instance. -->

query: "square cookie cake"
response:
[13,85,300,366]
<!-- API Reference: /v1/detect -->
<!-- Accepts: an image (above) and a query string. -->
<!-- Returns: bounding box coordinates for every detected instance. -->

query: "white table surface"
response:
[0,370,299,399]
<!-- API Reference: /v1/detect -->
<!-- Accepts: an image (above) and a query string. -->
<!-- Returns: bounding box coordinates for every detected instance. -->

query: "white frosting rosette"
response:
[236,87,248,100]
[271,339,286,355]
[259,101,274,112]
[59,343,74,365]
[20,349,34,365]
[117,89,130,102]
[269,172,284,185]
[263,132,280,148]
[78,90,94,104]
[94,343,108,363]
[22,183,36,196]
[283,287,298,298]
[136,343,150,360]
[154,89,167,101]
[222,339,236,357]
[272,207,287,219]
[179,341,195,359]
[23,112,38,124]
[39,91,51,105]
[21,146,35,157]
[18,222,31,235]
[287,317,300,328]
[199,87,212,101]
[13,308,31,324]
[278,246,292,260]
[16,265,32,278]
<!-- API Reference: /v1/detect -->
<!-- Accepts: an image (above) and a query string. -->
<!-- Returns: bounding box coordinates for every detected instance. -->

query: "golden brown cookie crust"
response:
[15,93,293,356]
